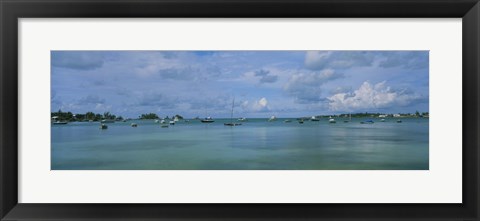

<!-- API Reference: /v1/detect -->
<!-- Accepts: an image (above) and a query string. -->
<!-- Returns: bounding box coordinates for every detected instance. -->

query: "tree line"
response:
[51,110,184,122]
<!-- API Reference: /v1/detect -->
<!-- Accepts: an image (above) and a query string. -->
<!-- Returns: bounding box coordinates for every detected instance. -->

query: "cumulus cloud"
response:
[378,51,429,70]
[327,81,426,112]
[254,69,279,84]
[284,69,344,103]
[52,51,104,70]
[251,97,270,112]
[305,51,375,70]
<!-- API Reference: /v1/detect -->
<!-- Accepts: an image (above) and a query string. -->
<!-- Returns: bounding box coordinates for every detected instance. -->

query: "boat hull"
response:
[224,123,242,126]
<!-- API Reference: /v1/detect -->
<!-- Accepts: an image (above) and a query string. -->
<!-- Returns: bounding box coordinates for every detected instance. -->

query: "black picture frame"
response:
[1,0,479,220]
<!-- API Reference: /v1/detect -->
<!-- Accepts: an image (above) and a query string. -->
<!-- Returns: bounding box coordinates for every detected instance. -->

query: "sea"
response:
[51,117,429,170]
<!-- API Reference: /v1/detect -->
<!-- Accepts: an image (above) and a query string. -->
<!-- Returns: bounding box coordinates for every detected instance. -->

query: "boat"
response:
[224,122,242,126]
[154,119,160,123]
[161,125,169,128]
[311,116,320,121]
[160,119,166,124]
[53,121,68,125]
[298,120,304,124]
[284,119,292,123]
[268,115,277,122]
[329,116,336,123]
[169,120,175,125]
[380,118,386,122]
[101,119,115,123]
[237,117,247,122]
[201,117,214,123]
[224,98,242,126]
[100,124,108,129]
[396,120,402,123]
[173,116,179,122]
[361,120,374,124]
[131,123,138,127]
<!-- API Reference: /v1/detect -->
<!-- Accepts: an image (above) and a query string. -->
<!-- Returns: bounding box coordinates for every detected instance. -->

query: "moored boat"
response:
[224,98,242,126]
[329,117,336,123]
[201,117,214,123]
[237,117,247,122]
[268,116,277,122]
[100,124,108,129]
[361,120,374,124]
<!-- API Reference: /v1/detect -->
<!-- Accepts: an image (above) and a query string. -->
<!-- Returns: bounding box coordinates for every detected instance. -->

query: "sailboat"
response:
[224,98,242,126]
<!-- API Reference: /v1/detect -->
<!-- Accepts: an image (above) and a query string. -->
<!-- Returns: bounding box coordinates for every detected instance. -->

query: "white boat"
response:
[169,120,175,125]
[329,117,336,123]
[201,117,214,123]
[154,119,160,123]
[101,119,115,123]
[237,117,247,122]
[160,119,166,124]
[268,116,277,122]
[173,117,179,122]
[311,116,320,121]
[284,119,292,123]
[381,118,386,122]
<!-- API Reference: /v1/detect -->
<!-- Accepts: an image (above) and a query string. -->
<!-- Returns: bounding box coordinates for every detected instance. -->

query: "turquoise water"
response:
[51,118,429,170]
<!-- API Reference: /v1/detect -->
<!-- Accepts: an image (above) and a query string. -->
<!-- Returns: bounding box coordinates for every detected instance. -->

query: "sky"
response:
[51,51,429,118]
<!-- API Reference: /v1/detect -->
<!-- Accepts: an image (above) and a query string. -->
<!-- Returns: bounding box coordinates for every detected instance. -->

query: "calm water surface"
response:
[51,118,429,170]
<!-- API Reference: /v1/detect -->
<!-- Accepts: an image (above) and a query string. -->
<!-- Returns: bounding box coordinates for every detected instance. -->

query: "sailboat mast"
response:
[230,98,235,123]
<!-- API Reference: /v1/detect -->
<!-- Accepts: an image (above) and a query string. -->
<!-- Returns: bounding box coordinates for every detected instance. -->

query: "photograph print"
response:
[51,50,429,170]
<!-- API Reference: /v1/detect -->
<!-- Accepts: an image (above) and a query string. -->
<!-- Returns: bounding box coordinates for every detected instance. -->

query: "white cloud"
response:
[284,69,343,103]
[251,97,269,112]
[327,81,425,112]
[305,51,375,70]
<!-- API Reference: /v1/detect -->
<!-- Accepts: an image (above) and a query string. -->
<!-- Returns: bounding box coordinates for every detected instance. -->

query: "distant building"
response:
[393,114,401,117]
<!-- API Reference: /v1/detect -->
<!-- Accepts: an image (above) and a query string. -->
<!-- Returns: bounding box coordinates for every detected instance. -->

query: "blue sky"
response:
[51,51,429,118]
